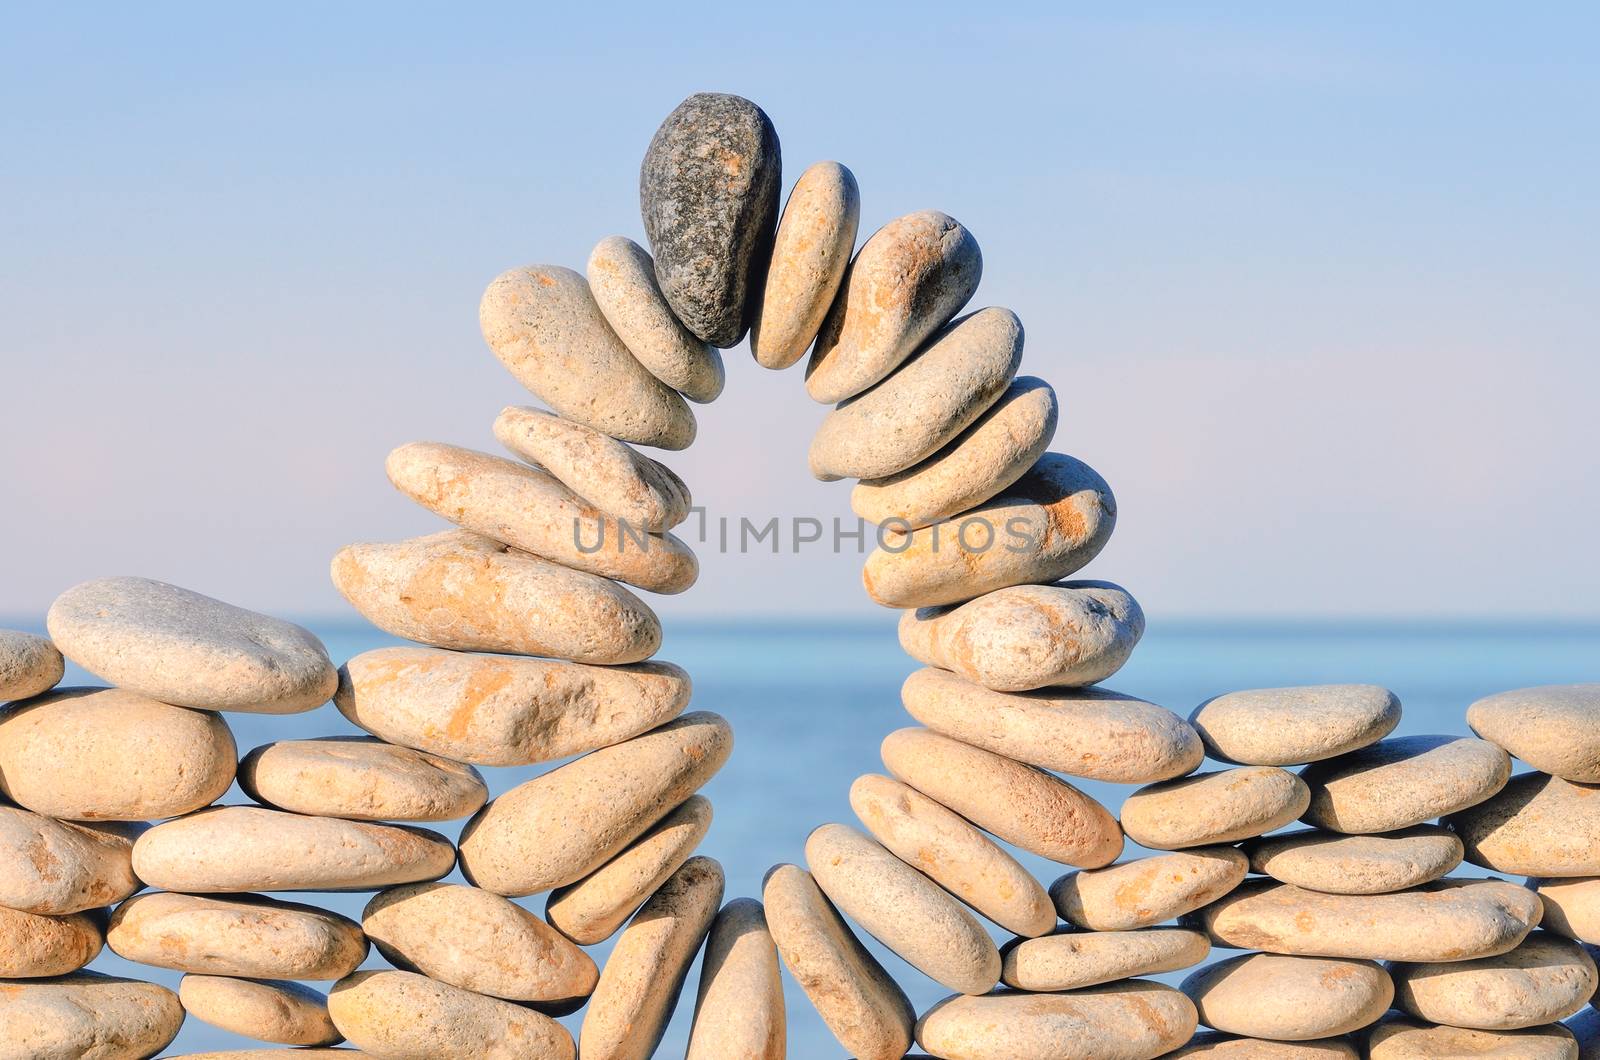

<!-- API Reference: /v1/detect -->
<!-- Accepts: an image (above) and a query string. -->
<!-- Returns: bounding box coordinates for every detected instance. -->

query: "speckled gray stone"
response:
[587,235,725,401]
[1181,953,1392,1041]
[1243,826,1463,894]
[1448,772,1600,877]
[1299,735,1511,834]
[0,972,183,1060]
[640,92,780,347]
[1001,927,1210,992]
[1468,684,1600,782]
[0,629,63,702]
[751,160,860,369]
[1190,685,1401,766]
[1367,1015,1579,1060]
[915,983,1198,1060]
[1391,931,1597,1031]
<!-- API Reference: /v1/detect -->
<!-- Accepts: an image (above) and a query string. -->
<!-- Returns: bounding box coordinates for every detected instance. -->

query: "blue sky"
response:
[3,4,1596,620]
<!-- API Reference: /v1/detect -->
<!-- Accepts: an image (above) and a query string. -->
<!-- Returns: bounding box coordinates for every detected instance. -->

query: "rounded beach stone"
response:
[1300,735,1511,834]
[1367,1014,1579,1059]
[1001,927,1210,991]
[580,856,724,1060]
[330,969,573,1060]
[640,92,780,347]
[806,210,981,404]
[850,773,1054,937]
[178,976,340,1046]
[0,972,183,1060]
[46,576,335,713]
[0,906,102,977]
[1468,684,1600,782]
[132,806,454,892]
[762,863,915,1060]
[240,736,486,821]
[1052,847,1249,931]
[881,727,1122,867]
[546,795,712,944]
[0,629,63,702]
[459,711,732,896]
[751,160,860,370]
[1167,1034,1360,1058]
[0,686,235,821]
[1533,876,1600,943]
[1196,878,1542,962]
[806,823,1000,995]
[1190,685,1400,766]
[108,892,366,979]
[1391,931,1596,1030]
[1122,767,1309,850]
[494,404,690,530]
[1448,773,1600,876]
[899,581,1144,692]
[915,982,1198,1060]
[901,667,1199,783]
[479,263,695,448]
[810,308,1023,481]
[1244,826,1463,894]
[587,235,725,401]
[0,806,142,914]
[330,529,661,664]
[863,453,1117,609]
[853,376,1058,530]
[1182,953,1392,1040]
[686,898,785,1060]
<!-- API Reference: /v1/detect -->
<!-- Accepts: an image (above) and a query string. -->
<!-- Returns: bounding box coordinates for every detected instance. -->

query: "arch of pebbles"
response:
[3,92,1600,1060]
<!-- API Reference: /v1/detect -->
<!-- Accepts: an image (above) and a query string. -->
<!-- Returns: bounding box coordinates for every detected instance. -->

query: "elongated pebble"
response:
[330,969,573,1059]
[108,892,366,979]
[587,236,725,401]
[882,727,1122,867]
[1190,685,1400,766]
[1300,734,1511,834]
[133,806,454,892]
[1367,1013,1579,1059]
[240,737,486,821]
[1448,772,1600,877]
[179,976,340,1046]
[459,711,731,896]
[1167,1034,1360,1057]
[0,629,63,701]
[0,906,102,977]
[0,806,142,914]
[330,530,661,664]
[1243,826,1463,894]
[0,686,236,821]
[751,160,860,369]
[1533,876,1600,943]
[1392,931,1596,1030]
[1181,953,1392,1040]
[1052,847,1249,931]
[902,667,1199,783]
[1122,767,1309,850]
[1001,927,1210,991]
[915,982,1198,1060]
[686,898,785,1060]
[1468,684,1600,782]
[0,972,183,1060]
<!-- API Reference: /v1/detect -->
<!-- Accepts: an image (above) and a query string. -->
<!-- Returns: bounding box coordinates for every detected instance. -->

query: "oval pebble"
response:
[806,210,981,404]
[330,968,573,1060]
[0,629,63,701]
[0,686,236,821]
[108,892,366,979]
[479,263,694,448]
[1367,1013,1579,1059]
[1300,734,1511,834]
[915,982,1198,1060]
[1167,1034,1360,1058]
[133,806,454,892]
[1122,767,1309,850]
[1052,847,1249,931]
[1468,684,1600,783]
[1190,684,1400,766]
[240,737,486,821]
[46,577,336,714]
[751,160,859,370]
[1534,876,1600,943]
[1001,927,1210,992]
[460,711,731,896]
[0,806,142,914]
[686,898,785,1060]
[1448,772,1600,877]
[882,727,1122,868]
[1244,826,1463,894]
[0,972,183,1060]
[1182,953,1392,1040]
[178,976,340,1046]
[587,235,725,401]
[330,529,661,664]
[901,666,1199,783]
[1392,931,1597,1030]
[0,906,102,977]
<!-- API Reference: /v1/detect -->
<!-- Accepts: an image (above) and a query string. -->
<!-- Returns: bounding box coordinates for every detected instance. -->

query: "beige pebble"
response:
[1300,734,1511,834]
[460,711,731,896]
[1122,767,1309,850]
[0,805,142,914]
[863,452,1116,609]
[1167,1033,1361,1057]
[587,236,725,401]
[1182,953,1392,1040]
[1197,878,1542,962]
[0,906,102,977]
[330,529,661,664]
[479,263,695,449]
[1392,931,1597,1030]
[810,308,1023,481]
[686,898,785,1060]
[133,806,454,892]
[806,823,1000,995]
[1468,684,1600,783]
[1052,847,1249,931]
[1001,927,1210,991]
[915,982,1199,1060]
[1244,826,1463,894]
[1533,876,1600,943]
[806,210,981,403]
[546,795,712,944]
[363,882,595,1003]
[330,969,573,1059]
[1449,772,1600,877]
[1190,685,1401,766]
[882,727,1122,867]
[900,581,1144,692]
[851,773,1053,936]
[853,376,1058,530]
[494,405,691,530]
[240,737,486,821]
[179,975,340,1046]
[762,863,915,1060]
[0,629,63,702]
[0,686,235,821]
[108,891,366,979]
[901,666,1200,783]
[751,161,860,369]
[1367,1013,1579,1059]
[0,972,183,1060]
[580,856,724,1060]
